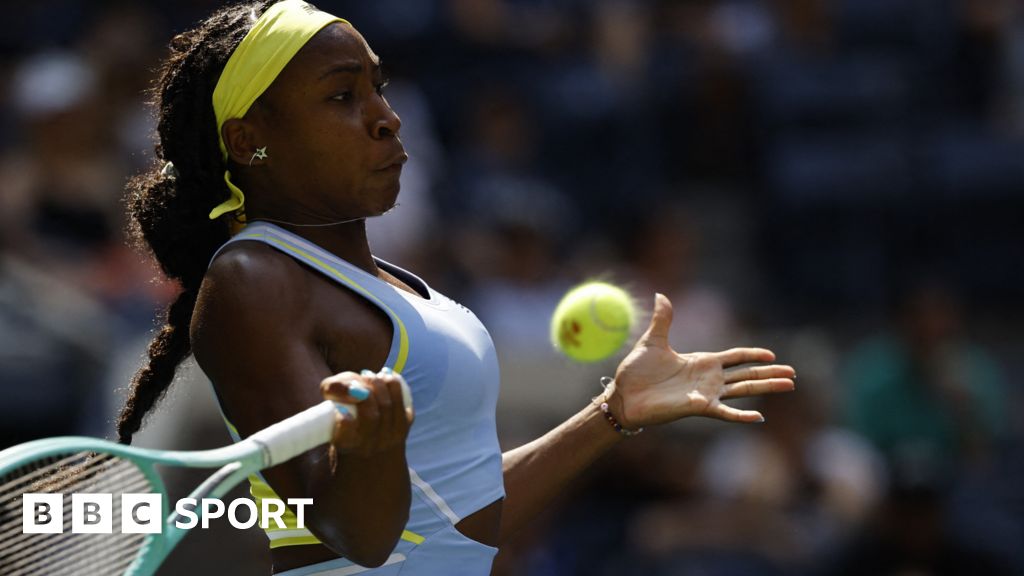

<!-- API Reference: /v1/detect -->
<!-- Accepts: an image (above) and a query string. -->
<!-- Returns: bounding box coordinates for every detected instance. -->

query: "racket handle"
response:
[325,377,412,420]
[248,400,347,467]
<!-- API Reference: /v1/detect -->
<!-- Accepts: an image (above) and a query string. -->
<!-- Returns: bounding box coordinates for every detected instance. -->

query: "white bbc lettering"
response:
[21,494,310,533]
[261,498,287,530]
[71,494,113,534]
[122,493,162,534]
[174,498,199,529]
[227,498,258,529]
[200,498,225,529]
[22,493,63,534]
[289,498,312,529]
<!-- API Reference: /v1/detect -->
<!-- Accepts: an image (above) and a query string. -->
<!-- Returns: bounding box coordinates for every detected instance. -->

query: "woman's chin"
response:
[375,187,401,215]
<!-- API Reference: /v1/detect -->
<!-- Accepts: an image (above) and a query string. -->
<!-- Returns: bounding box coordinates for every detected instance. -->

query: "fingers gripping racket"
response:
[0,400,350,576]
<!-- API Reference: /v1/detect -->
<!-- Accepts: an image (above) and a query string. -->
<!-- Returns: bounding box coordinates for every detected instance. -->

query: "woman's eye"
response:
[375,79,390,96]
[331,91,353,102]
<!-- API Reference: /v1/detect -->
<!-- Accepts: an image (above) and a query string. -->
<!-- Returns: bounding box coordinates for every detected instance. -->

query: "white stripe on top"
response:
[408,467,460,525]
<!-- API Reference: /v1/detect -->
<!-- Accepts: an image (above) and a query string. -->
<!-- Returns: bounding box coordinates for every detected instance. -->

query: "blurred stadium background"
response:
[1,0,1023,574]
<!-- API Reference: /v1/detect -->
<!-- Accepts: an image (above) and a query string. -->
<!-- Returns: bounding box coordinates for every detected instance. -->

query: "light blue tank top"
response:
[211,222,504,575]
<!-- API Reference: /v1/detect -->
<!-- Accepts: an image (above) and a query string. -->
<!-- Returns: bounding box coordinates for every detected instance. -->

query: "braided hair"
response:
[117,1,275,444]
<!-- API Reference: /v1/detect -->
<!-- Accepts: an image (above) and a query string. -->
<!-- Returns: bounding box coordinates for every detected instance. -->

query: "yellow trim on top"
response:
[220,227,417,549]
[269,535,322,549]
[268,531,425,550]
[241,230,410,372]
[401,530,426,545]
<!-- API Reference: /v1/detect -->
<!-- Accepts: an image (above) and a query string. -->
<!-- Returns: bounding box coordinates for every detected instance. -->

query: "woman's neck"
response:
[251,216,379,277]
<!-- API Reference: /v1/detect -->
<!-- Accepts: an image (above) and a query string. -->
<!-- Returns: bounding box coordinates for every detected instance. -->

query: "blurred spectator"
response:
[625,202,741,353]
[615,386,885,575]
[0,247,112,445]
[5,50,118,256]
[822,453,1018,576]
[844,281,1007,468]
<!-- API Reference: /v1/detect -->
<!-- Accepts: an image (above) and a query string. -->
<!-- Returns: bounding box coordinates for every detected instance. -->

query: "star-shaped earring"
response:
[249,146,268,166]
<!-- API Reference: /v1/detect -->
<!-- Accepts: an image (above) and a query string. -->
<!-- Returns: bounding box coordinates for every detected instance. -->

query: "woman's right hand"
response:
[320,369,414,458]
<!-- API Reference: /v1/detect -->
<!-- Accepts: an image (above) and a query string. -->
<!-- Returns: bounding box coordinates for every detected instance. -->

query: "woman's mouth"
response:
[376,152,408,172]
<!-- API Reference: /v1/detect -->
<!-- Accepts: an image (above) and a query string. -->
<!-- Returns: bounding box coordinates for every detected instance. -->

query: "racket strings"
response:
[0,452,121,516]
[8,533,146,576]
[0,473,152,561]
[6,531,146,576]
[0,450,155,576]
[0,452,96,502]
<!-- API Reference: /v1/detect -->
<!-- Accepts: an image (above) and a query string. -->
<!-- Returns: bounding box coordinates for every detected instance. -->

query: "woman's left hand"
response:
[607,294,795,429]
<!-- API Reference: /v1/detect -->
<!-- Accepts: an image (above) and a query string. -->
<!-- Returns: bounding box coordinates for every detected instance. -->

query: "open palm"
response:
[609,294,795,429]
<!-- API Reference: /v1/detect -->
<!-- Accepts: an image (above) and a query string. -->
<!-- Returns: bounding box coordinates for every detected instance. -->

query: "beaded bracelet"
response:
[593,377,644,437]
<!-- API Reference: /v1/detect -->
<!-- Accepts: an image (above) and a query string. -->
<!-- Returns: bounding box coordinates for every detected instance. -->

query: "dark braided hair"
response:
[117,1,276,445]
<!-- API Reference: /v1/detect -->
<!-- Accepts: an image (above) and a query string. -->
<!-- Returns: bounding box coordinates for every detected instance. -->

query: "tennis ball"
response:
[550,281,636,362]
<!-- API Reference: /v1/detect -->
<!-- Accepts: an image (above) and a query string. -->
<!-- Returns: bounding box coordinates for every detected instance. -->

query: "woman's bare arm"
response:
[499,402,620,542]
[191,243,411,567]
[499,294,795,542]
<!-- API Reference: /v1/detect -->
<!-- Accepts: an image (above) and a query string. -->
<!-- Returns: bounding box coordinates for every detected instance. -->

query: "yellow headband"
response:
[209,0,347,220]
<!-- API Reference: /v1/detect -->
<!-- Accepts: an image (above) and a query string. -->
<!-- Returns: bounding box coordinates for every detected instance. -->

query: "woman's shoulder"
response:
[202,241,315,311]
[191,237,394,396]
[191,241,316,352]
[192,239,389,357]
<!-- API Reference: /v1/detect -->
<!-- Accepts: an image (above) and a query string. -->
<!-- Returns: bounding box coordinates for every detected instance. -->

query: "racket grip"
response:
[248,400,344,467]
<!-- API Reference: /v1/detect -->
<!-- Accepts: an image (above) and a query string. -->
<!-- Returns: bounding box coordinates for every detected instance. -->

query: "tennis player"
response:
[115,1,796,574]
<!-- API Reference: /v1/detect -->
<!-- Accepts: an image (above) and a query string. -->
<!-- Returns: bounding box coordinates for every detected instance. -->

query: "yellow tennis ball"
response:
[550,281,636,362]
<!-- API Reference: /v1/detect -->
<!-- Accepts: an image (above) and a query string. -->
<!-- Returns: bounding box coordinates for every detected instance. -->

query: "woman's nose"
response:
[372,101,401,139]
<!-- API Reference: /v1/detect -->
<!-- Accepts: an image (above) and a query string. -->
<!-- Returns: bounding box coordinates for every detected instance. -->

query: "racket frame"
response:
[0,399,342,576]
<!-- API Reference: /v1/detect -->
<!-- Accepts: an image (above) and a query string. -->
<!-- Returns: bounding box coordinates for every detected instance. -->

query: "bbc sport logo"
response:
[22,493,312,534]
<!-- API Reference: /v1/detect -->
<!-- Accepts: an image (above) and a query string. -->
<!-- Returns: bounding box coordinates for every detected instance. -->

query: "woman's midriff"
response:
[271,498,503,573]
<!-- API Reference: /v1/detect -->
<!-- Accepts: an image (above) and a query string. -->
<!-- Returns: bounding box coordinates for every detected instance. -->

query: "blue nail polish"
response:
[334,402,353,417]
[349,384,371,401]
[360,369,374,377]
[381,366,393,375]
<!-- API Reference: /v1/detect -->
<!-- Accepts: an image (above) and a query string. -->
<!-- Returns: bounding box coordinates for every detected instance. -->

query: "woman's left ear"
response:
[221,118,266,166]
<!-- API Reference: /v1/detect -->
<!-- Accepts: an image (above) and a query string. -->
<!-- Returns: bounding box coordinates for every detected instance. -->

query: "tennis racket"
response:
[0,399,351,576]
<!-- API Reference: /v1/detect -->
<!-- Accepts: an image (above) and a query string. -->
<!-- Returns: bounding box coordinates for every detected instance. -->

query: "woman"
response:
[117,1,795,574]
